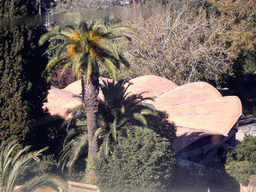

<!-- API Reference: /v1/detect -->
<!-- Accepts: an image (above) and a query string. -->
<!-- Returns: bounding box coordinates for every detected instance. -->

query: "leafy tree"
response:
[117,4,233,85]
[211,0,256,114]
[211,0,256,57]
[0,141,67,192]
[39,19,132,162]
[0,0,49,145]
[225,135,256,185]
[94,127,176,192]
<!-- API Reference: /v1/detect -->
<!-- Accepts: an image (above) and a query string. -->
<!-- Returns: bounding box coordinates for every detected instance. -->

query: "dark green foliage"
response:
[226,135,256,164]
[29,154,58,175]
[26,118,66,154]
[225,135,256,185]
[226,161,255,185]
[94,128,176,192]
[0,0,49,145]
[0,0,37,18]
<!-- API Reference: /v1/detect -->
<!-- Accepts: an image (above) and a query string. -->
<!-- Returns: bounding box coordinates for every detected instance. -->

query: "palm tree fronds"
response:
[21,173,67,192]
[98,39,119,60]
[140,108,157,116]
[60,61,72,79]
[83,56,93,84]
[102,58,116,79]
[38,32,59,46]
[7,147,48,191]
[92,19,107,33]
[58,132,88,174]
[42,55,69,77]
[0,141,49,192]
[103,33,132,41]
[99,133,111,156]
[49,34,69,42]
[110,118,117,141]
[43,44,62,56]
[72,52,84,78]
[118,53,131,71]
[133,113,148,127]
[106,24,134,34]
[93,127,103,142]
[78,21,89,33]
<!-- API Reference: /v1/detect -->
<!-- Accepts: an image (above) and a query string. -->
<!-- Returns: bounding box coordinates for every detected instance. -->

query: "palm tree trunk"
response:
[83,64,100,158]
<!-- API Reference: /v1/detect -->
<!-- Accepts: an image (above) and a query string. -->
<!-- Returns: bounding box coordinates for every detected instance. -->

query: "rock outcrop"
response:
[43,75,242,152]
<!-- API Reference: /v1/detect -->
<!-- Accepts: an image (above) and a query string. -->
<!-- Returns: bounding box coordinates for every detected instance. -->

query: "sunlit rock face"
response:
[43,77,113,120]
[44,75,242,152]
[43,87,82,120]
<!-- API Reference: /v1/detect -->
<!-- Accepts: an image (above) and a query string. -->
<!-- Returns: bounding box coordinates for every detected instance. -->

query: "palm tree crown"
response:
[39,19,132,84]
[96,80,157,154]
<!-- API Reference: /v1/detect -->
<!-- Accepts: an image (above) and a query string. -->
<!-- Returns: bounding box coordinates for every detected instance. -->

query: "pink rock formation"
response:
[126,75,178,98]
[43,75,242,153]
[64,76,114,100]
[43,77,113,120]
[43,87,82,120]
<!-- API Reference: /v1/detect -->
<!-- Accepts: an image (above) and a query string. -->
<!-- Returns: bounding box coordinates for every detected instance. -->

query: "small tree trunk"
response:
[83,64,100,158]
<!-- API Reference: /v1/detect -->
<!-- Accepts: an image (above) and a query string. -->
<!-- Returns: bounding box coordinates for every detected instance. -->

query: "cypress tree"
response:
[0,0,49,145]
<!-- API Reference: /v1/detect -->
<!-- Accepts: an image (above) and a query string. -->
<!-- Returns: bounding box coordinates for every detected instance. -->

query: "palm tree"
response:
[0,141,67,192]
[39,19,132,159]
[95,80,157,155]
[58,106,88,175]
[59,79,157,174]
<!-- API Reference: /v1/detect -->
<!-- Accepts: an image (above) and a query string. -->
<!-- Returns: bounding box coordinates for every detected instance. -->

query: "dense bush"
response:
[94,127,176,192]
[225,135,256,185]
[0,0,49,145]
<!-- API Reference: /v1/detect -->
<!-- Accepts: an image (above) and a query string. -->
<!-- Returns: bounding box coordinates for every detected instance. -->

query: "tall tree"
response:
[39,19,132,160]
[0,0,49,145]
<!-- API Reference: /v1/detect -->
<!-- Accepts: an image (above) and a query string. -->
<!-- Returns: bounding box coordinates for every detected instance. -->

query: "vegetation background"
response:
[0,0,255,191]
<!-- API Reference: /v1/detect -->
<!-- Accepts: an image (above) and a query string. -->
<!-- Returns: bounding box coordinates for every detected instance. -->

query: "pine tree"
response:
[0,0,49,145]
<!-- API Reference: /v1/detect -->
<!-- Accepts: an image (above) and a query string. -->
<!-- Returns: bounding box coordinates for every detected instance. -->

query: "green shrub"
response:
[225,161,256,185]
[94,127,176,192]
[225,135,256,185]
